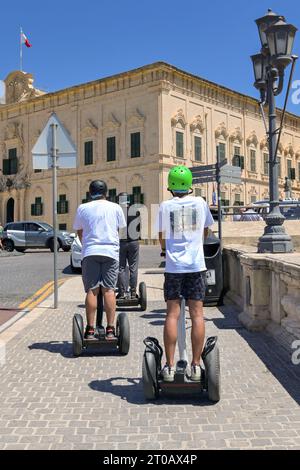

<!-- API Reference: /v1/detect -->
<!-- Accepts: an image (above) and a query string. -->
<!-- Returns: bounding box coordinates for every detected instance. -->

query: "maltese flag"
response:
[21,31,32,48]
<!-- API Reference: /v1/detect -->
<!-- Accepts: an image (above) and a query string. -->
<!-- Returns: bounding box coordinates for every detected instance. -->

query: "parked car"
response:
[70,236,82,273]
[2,221,74,253]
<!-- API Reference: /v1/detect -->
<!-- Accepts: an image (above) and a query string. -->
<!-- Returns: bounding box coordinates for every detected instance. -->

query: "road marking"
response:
[18,280,54,309]
[18,279,64,310]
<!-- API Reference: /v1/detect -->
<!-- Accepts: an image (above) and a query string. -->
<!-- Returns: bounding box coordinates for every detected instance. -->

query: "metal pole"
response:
[216,146,222,242]
[20,27,23,72]
[178,298,188,362]
[51,123,58,308]
[257,68,293,253]
[268,73,277,209]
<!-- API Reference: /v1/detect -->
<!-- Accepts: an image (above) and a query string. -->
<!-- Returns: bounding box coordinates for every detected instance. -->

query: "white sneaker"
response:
[190,364,201,381]
[161,364,175,382]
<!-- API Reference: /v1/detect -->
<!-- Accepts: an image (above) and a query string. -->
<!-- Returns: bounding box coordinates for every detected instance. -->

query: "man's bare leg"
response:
[85,287,100,326]
[188,299,205,365]
[164,299,181,367]
[102,287,116,326]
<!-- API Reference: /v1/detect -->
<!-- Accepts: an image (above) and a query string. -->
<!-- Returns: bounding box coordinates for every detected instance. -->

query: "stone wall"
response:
[223,245,300,339]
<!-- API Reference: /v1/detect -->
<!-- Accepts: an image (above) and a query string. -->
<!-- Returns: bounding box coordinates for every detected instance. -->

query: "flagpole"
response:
[20,26,23,71]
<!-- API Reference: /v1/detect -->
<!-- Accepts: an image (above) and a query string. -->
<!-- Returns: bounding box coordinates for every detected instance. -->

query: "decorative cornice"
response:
[103,113,121,129]
[284,143,294,157]
[260,137,268,149]
[81,119,98,137]
[246,131,258,147]
[215,122,228,140]
[1,62,300,132]
[0,171,31,192]
[129,172,144,183]
[229,127,243,143]
[171,109,186,128]
[4,70,45,104]
[3,121,24,144]
[190,115,204,133]
[248,185,258,194]
[107,176,120,186]
[127,109,145,127]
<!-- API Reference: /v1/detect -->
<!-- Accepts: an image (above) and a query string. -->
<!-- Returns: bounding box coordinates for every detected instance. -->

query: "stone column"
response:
[238,255,271,331]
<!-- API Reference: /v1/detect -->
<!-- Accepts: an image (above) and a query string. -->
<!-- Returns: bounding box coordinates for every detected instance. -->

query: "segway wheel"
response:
[204,341,221,402]
[139,282,147,311]
[72,314,84,357]
[142,352,158,400]
[117,312,130,355]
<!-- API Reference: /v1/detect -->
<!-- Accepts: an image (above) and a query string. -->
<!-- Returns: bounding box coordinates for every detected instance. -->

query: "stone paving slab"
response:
[0,273,300,450]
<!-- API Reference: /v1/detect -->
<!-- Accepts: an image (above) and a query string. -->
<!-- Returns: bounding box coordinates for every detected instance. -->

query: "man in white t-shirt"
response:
[73,180,126,340]
[158,165,214,382]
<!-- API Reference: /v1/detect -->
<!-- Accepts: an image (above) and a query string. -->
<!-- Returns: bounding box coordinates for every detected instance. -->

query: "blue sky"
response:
[0,0,300,114]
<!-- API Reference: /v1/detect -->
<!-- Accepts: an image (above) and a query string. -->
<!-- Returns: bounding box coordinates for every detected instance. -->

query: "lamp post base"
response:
[257,210,294,253]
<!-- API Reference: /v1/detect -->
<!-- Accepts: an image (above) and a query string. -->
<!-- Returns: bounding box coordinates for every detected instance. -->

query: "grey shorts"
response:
[82,255,119,293]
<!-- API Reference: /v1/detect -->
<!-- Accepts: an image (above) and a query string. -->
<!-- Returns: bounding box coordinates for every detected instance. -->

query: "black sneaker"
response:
[117,292,126,300]
[84,325,95,339]
[106,325,116,340]
[130,289,137,299]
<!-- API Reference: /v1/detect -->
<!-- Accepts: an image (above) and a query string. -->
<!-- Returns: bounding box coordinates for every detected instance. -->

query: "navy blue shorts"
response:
[164,271,207,301]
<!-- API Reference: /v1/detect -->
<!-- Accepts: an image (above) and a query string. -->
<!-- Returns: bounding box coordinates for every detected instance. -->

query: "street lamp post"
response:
[251,9,298,253]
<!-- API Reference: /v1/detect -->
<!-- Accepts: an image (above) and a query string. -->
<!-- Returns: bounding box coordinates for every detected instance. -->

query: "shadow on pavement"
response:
[213,305,300,406]
[140,310,166,326]
[116,307,142,313]
[28,341,74,358]
[28,341,121,358]
[62,265,79,275]
[89,377,215,407]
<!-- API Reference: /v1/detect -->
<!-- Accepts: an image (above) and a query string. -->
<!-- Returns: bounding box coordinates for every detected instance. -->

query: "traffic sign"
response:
[219,164,242,184]
[32,113,77,169]
[220,175,242,184]
[31,113,77,309]
[192,169,216,178]
[219,158,228,168]
[220,164,242,177]
[193,176,216,184]
[191,164,216,174]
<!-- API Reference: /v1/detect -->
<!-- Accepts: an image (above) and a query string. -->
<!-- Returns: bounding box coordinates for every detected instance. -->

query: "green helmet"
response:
[168,165,193,192]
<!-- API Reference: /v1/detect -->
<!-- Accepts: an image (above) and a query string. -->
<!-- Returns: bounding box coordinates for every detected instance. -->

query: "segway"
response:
[142,297,221,402]
[116,281,147,311]
[72,290,130,356]
[116,266,147,311]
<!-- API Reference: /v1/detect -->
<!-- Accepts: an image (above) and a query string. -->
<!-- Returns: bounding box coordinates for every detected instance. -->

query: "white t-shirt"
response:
[157,196,214,273]
[73,200,126,260]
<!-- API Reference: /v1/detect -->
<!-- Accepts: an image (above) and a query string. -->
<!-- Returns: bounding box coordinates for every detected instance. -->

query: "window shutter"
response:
[3,159,10,175]
[291,168,296,180]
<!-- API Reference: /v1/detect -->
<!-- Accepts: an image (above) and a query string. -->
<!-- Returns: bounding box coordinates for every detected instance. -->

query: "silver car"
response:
[2,221,74,253]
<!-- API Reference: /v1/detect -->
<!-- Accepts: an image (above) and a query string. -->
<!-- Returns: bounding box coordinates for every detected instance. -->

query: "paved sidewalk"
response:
[0,271,300,449]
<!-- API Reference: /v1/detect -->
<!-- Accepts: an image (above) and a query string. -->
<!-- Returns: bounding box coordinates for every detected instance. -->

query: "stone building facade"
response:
[0,62,300,233]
